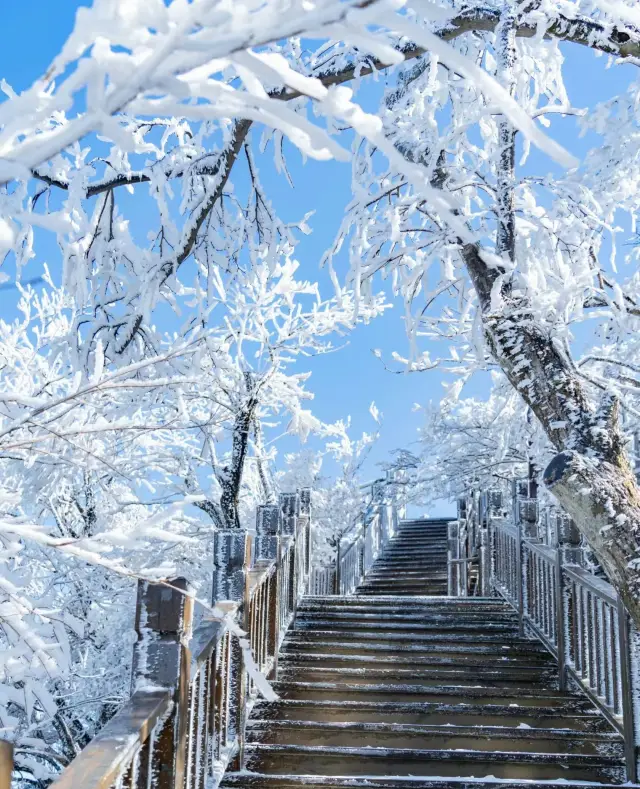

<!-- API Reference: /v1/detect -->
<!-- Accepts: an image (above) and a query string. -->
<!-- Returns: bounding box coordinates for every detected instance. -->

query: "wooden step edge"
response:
[245,720,623,742]
[242,743,625,767]
[222,774,625,789]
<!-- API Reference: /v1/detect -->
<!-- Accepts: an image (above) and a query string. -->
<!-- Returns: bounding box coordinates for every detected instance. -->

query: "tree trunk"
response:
[218,373,261,529]
[449,1,640,625]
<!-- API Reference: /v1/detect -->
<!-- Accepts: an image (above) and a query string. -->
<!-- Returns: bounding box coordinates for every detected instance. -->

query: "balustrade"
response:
[310,470,402,596]
[449,480,640,782]
[1,488,312,789]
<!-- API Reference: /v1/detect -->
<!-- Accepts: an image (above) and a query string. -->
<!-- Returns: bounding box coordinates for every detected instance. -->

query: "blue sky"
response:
[1,3,637,516]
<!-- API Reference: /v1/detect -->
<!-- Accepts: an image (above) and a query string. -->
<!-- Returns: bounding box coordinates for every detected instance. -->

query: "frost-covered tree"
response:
[320,2,640,620]
[2,0,640,774]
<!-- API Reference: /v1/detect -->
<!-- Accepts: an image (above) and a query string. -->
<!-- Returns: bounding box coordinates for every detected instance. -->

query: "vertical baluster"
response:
[602,602,612,707]
[611,603,621,716]
[597,599,605,700]
[554,550,566,690]
[587,592,596,690]
[201,653,214,788]
[572,582,579,669]
[184,666,197,789]
[516,516,524,634]
[577,584,586,678]
[134,732,152,789]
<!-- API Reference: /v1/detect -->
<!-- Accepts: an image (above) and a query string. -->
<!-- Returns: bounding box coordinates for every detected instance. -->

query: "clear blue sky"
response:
[0,3,637,516]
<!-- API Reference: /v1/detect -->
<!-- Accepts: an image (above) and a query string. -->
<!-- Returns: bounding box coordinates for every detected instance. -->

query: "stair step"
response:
[250,699,609,731]
[243,743,625,782]
[295,611,518,624]
[223,775,622,789]
[290,627,522,640]
[301,597,507,607]
[246,720,623,755]
[280,652,557,671]
[276,666,557,688]
[279,654,558,676]
[293,623,521,637]
[282,637,551,657]
[272,680,581,706]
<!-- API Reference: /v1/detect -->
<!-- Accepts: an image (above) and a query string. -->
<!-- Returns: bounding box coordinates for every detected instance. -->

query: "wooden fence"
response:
[2,489,311,789]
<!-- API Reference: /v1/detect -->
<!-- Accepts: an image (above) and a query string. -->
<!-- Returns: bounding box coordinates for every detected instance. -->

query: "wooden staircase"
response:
[222,518,627,789]
[356,519,448,596]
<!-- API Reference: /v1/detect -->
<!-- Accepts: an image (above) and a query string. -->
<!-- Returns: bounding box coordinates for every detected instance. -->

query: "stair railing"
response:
[448,490,494,596]
[310,470,403,596]
[10,488,313,789]
[471,481,640,783]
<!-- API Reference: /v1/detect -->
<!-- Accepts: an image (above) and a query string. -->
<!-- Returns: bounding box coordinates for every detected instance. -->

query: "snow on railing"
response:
[451,481,640,783]
[0,489,312,789]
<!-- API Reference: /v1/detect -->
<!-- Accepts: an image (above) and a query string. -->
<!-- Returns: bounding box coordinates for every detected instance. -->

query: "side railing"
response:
[452,483,639,783]
[310,471,403,596]
[4,488,312,789]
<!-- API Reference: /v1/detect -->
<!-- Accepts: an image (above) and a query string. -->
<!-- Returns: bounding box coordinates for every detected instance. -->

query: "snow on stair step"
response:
[220,518,627,789]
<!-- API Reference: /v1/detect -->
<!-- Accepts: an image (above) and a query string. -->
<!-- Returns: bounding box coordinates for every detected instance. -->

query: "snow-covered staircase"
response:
[356,518,448,596]
[221,519,627,789]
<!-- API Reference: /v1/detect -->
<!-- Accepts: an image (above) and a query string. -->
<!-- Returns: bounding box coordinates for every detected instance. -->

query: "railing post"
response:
[299,488,312,580]
[256,504,281,678]
[448,520,459,596]
[335,540,342,595]
[478,526,490,597]
[617,597,638,783]
[256,505,280,561]
[0,741,13,789]
[280,492,300,610]
[212,530,251,770]
[554,547,567,691]
[359,515,367,583]
[512,478,525,635]
[133,577,194,789]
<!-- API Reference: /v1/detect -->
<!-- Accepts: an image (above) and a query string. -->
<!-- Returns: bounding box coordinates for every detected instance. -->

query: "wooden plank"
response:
[50,690,171,789]
[0,741,13,789]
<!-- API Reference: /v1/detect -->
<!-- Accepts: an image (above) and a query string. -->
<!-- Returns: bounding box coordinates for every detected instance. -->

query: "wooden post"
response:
[558,514,583,566]
[0,741,12,789]
[478,527,490,597]
[447,520,459,597]
[212,530,251,770]
[256,505,280,561]
[280,492,299,538]
[133,577,194,789]
[280,493,299,609]
[256,505,281,678]
[299,488,311,578]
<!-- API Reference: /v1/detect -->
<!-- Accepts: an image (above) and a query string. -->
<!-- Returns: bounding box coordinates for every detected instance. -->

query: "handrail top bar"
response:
[192,618,228,669]
[247,559,277,597]
[359,477,385,490]
[523,539,556,562]
[564,563,618,605]
[492,518,518,538]
[50,689,172,789]
[339,535,360,560]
